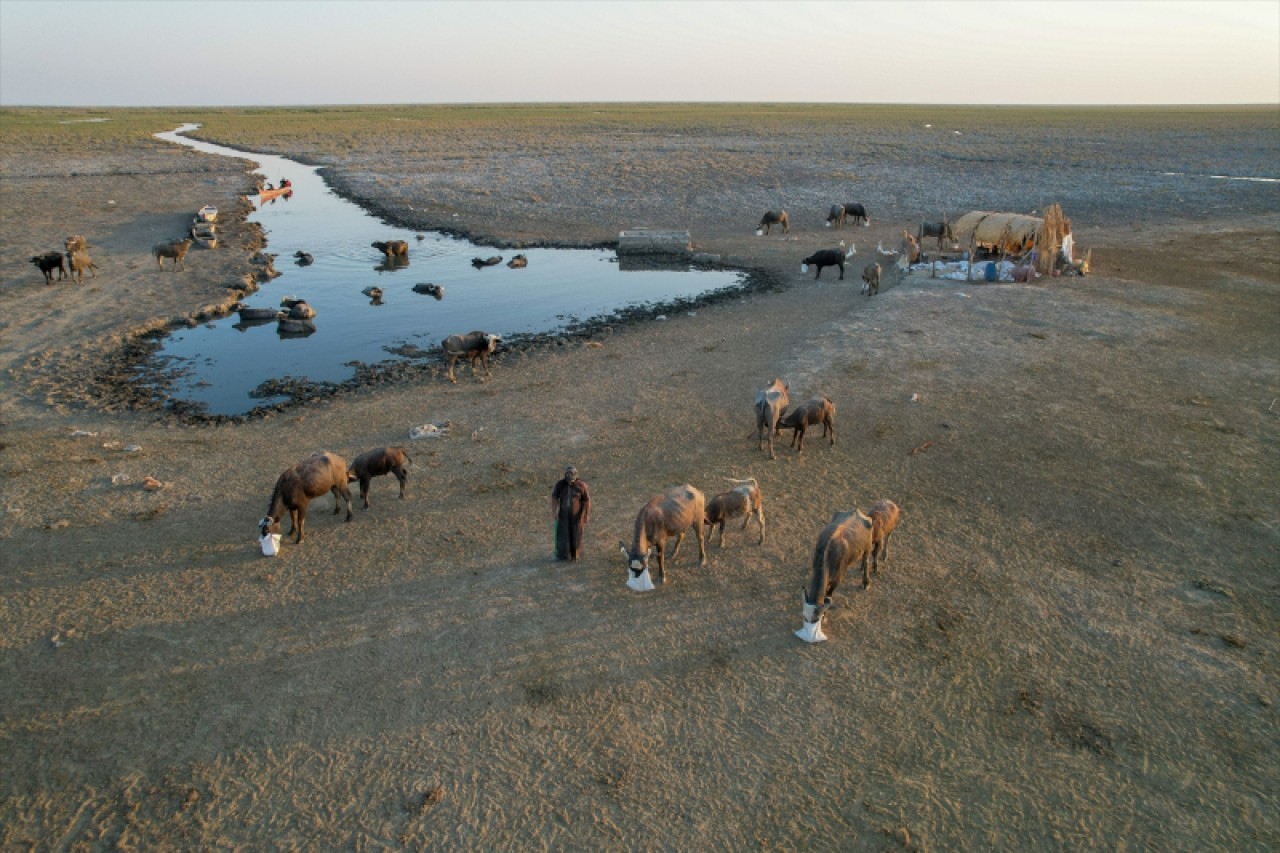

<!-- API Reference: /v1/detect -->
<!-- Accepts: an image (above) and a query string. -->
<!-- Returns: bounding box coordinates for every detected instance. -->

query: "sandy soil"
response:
[0,108,1277,850]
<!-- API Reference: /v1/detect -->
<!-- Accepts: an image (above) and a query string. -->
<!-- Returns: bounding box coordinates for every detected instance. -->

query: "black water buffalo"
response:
[829,203,869,227]
[30,252,66,284]
[802,249,846,280]
[441,330,501,382]
[918,218,955,250]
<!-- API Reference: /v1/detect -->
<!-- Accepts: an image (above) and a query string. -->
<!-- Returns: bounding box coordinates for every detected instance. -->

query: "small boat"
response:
[196,205,217,223]
[258,185,293,202]
[190,221,217,248]
[234,304,279,322]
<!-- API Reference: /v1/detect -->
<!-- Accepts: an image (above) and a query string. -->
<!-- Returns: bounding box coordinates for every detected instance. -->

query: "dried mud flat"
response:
[0,106,1277,849]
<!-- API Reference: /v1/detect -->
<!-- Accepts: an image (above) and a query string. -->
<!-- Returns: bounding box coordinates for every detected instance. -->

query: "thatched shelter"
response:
[951,205,1073,274]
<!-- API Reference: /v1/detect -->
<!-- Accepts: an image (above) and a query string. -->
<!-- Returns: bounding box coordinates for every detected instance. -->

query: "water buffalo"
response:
[153,239,193,271]
[65,250,99,283]
[802,249,846,280]
[754,378,790,459]
[866,499,901,584]
[918,218,955,250]
[618,484,707,589]
[441,330,501,382]
[30,252,66,284]
[704,478,765,547]
[779,397,836,452]
[839,201,870,224]
[797,508,874,642]
[348,447,411,510]
[294,251,314,266]
[471,256,502,268]
[861,262,882,296]
[758,210,789,235]
[507,254,528,268]
[372,240,409,257]
[260,451,353,545]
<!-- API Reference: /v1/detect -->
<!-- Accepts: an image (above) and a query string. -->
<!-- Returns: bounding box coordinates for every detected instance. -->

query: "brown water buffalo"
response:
[758,210,789,235]
[348,446,411,509]
[154,239,193,271]
[754,378,790,459]
[619,484,707,588]
[797,507,875,642]
[704,478,765,547]
[866,499,901,584]
[779,397,836,451]
[372,240,409,257]
[861,261,882,296]
[65,250,99,283]
[260,451,354,544]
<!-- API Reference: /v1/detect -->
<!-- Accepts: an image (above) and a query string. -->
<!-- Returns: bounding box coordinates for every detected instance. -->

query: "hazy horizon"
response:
[2,0,1278,108]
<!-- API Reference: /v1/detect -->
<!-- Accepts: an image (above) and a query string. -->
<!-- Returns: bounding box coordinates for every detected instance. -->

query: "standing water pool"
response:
[148,125,747,417]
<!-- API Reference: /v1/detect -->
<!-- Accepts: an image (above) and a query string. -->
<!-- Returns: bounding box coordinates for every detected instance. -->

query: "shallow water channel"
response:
[150,125,745,416]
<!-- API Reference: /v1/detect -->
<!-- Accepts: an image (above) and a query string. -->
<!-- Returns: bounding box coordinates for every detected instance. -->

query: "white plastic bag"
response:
[260,533,281,557]
[795,617,827,643]
[626,568,655,592]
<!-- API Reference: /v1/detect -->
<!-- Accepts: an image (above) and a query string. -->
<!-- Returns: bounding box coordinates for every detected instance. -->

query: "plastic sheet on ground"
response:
[910,259,1020,282]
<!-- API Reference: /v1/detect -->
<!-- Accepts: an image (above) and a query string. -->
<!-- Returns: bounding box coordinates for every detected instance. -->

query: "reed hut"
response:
[951,204,1074,275]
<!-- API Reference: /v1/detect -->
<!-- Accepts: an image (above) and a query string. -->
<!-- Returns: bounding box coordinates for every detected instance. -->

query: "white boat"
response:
[196,205,217,223]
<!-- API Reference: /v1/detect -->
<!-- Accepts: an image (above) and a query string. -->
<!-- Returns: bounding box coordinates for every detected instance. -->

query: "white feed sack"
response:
[795,600,828,643]
[795,618,827,643]
[260,532,282,557]
[627,568,656,592]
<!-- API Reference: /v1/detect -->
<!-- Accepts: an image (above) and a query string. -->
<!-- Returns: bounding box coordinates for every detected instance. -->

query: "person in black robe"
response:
[550,465,590,561]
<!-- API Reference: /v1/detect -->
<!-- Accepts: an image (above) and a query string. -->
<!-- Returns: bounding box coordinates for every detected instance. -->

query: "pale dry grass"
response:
[0,105,1276,850]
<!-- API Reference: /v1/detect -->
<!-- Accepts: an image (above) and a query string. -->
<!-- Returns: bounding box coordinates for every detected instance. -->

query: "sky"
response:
[2,0,1277,107]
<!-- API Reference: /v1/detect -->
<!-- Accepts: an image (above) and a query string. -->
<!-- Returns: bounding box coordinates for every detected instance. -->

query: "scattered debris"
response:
[410,422,451,440]
[69,429,98,437]
[142,476,164,491]
[909,440,935,455]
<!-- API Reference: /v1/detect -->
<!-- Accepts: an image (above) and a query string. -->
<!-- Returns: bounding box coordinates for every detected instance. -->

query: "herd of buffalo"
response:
[32,203,915,642]
[258,369,899,643]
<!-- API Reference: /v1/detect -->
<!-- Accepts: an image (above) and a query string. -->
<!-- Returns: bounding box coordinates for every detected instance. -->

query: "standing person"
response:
[550,465,590,561]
